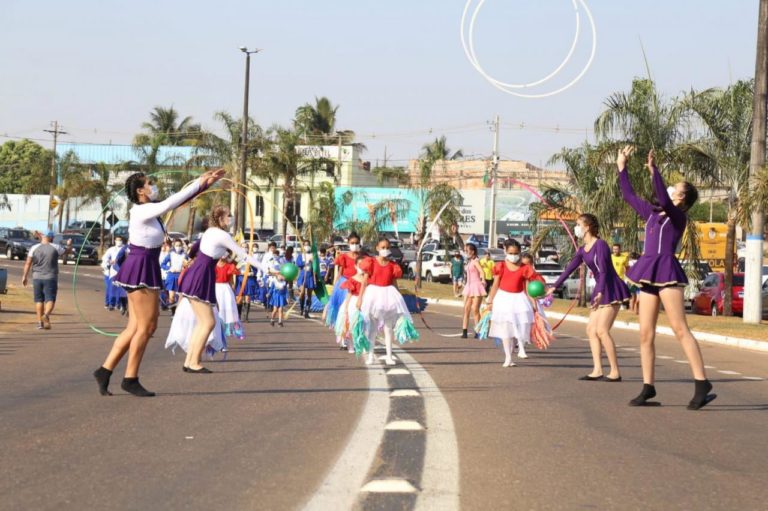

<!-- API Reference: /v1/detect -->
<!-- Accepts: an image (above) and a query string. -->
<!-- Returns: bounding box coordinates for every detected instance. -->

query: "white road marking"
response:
[674,360,689,364]
[705,365,717,369]
[657,355,674,360]
[360,479,418,494]
[390,389,420,397]
[742,376,764,381]
[620,348,637,352]
[301,359,390,511]
[396,348,460,511]
[385,420,424,431]
[387,368,410,376]
[717,370,741,375]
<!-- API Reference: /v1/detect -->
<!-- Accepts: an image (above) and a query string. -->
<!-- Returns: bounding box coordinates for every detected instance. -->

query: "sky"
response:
[0,0,759,170]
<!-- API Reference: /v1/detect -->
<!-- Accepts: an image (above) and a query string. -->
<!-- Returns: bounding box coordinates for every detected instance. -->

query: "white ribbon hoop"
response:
[460,0,597,98]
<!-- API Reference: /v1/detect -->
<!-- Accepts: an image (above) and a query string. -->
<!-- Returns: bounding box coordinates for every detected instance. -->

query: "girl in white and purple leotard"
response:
[617,146,715,410]
[549,214,630,382]
[93,168,224,397]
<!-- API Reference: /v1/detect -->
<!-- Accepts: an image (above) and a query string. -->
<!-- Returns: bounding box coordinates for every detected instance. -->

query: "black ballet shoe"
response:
[182,366,189,373]
[603,376,623,382]
[93,366,113,396]
[687,379,716,410]
[629,384,660,406]
[578,374,604,381]
[121,377,156,397]
[461,329,468,339]
[186,367,213,374]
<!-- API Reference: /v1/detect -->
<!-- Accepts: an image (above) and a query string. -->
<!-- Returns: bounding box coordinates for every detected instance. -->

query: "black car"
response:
[0,227,37,260]
[53,234,99,265]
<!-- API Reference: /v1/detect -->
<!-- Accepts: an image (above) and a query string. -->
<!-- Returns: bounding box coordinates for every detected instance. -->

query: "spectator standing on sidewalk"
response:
[21,231,71,329]
[479,251,495,293]
[451,251,465,297]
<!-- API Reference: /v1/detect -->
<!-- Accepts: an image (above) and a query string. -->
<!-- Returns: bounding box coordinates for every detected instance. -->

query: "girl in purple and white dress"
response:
[548,214,630,382]
[617,146,714,410]
[93,168,224,397]
[168,205,261,374]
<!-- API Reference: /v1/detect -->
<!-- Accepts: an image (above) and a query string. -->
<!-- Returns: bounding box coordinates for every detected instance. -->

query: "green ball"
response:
[280,262,299,282]
[527,280,545,298]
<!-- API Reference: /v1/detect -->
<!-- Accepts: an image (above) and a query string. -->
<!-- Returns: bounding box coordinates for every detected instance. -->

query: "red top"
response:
[360,258,402,287]
[493,262,541,293]
[341,278,363,296]
[335,252,359,279]
[215,262,239,283]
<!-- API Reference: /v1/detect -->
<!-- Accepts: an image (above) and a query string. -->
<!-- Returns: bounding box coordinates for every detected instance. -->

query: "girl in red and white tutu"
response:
[357,238,419,366]
[335,254,367,354]
[486,239,544,367]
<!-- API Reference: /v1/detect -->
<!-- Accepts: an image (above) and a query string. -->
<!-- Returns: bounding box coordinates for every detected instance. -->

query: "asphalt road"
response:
[1,259,766,510]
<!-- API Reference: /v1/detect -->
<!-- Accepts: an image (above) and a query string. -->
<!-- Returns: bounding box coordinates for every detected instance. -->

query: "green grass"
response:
[0,283,35,332]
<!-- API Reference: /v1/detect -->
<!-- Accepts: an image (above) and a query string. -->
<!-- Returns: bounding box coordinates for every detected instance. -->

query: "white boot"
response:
[502,338,516,367]
[365,351,376,365]
[517,339,528,359]
[383,325,396,365]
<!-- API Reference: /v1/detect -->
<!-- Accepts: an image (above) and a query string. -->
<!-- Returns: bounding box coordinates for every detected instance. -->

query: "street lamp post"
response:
[237,46,261,235]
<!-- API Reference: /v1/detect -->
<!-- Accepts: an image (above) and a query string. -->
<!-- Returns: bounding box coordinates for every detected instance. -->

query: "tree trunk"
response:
[415,213,428,290]
[187,206,196,240]
[723,211,737,316]
[99,210,106,255]
[57,202,64,233]
[578,264,588,308]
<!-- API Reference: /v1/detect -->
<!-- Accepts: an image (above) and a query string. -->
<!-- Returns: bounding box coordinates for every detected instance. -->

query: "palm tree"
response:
[679,80,753,315]
[53,150,87,232]
[294,96,339,143]
[372,165,409,186]
[262,126,302,238]
[134,106,202,146]
[421,136,464,161]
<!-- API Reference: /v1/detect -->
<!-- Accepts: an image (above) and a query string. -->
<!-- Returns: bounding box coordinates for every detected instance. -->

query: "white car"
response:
[534,262,595,299]
[407,251,452,283]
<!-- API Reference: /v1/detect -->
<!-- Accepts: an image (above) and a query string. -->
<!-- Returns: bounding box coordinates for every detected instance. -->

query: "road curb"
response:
[424,298,768,353]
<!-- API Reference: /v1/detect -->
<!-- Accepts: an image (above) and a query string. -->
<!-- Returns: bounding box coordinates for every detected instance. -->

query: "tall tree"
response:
[0,139,52,194]
[680,80,754,315]
[134,106,202,146]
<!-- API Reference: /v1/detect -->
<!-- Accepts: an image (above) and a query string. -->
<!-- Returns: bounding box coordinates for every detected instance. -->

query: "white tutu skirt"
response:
[215,283,241,331]
[489,290,534,342]
[335,297,360,341]
[360,285,412,340]
[165,298,226,354]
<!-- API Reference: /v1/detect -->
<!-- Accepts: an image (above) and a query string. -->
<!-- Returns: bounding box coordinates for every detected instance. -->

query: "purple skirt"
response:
[626,254,688,288]
[179,253,217,304]
[594,274,631,306]
[113,245,162,290]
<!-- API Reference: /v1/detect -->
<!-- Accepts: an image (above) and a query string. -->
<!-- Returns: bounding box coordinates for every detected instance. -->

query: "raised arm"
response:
[648,154,686,229]
[550,249,584,291]
[131,180,203,221]
[616,145,654,220]
[216,230,261,268]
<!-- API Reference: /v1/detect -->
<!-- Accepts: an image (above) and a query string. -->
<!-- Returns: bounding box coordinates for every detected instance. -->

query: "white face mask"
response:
[115,240,123,247]
[574,225,584,239]
[303,246,311,253]
[349,244,360,252]
[506,254,520,263]
[378,249,391,258]
[148,184,159,201]
[174,246,183,253]
[667,186,677,200]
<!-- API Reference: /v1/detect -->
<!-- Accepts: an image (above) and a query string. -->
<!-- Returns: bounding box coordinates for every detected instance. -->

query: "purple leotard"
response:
[618,166,688,288]
[552,239,630,306]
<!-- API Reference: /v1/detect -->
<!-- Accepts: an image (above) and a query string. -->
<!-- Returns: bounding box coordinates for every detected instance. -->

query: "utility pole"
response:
[488,115,500,248]
[43,121,67,232]
[744,0,768,324]
[237,47,261,235]
[337,132,343,185]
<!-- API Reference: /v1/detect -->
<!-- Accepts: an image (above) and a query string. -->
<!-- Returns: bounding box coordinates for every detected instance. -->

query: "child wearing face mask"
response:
[296,241,316,319]
[161,241,189,306]
[234,242,259,321]
[335,254,367,353]
[357,238,418,366]
[214,253,244,342]
[269,275,288,327]
[486,239,544,367]
[325,232,364,341]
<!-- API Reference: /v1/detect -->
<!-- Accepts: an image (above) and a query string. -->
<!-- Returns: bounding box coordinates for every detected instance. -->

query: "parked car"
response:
[65,220,104,243]
[407,251,452,283]
[478,247,505,262]
[53,233,99,265]
[269,234,300,248]
[692,272,744,316]
[0,227,37,260]
[400,243,418,264]
[466,234,489,248]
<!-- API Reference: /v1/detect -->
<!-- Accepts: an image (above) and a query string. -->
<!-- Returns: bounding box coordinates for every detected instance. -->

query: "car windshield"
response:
[65,235,87,244]
[9,229,33,239]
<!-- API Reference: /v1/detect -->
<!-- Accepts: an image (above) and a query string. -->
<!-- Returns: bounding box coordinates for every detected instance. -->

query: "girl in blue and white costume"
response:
[165,205,261,373]
[161,239,188,306]
[296,241,316,319]
[93,168,223,397]
[234,241,260,321]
